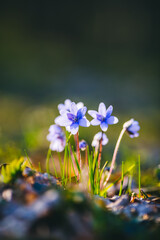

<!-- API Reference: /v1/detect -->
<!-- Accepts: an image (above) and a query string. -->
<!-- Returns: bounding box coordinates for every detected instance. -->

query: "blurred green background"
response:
[0,1,160,179]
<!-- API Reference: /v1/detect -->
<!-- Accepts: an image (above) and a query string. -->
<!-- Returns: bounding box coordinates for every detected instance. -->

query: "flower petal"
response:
[98,102,107,117]
[91,139,99,147]
[128,123,140,132]
[106,105,113,117]
[77,102,84,109]
[107,116,119,125]
[88,110,98,118]
[71,102,78,115]
[70,122,79,129]
[94,132,102,140]
[91,119,101,126]
[129,133,139,138]
[102,133,109,145]
[67,113,76,122]
[64,99,72,109]
[100,122,108,132]
[66,126,71,132]
[70,125,79,135]
[58,103,64,112]
[77,106,87,119]
[79,118,90,127]
[47,133,56,142]
[48,125,61,133]
[50,139,65,152]
[55,116,71,126]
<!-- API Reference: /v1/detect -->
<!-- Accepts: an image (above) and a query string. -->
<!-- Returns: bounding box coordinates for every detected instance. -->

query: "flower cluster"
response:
[55,100,90,135]
[47,99,140,152]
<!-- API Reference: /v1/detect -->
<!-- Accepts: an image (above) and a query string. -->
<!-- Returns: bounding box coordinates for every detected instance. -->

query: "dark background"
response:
[0,1,159,171]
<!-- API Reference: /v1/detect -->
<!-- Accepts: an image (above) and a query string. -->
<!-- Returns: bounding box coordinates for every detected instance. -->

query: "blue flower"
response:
[47,125,66,152]
[55,102,90,135]
[91,132,108,147]
[88,103,118,132]
[123,119,140,138]
[58,99,84,115]
[79,140,87,151]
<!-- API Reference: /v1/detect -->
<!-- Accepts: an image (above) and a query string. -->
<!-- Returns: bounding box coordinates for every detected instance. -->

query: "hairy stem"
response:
[106,127,126,183]
[98,137,103,169]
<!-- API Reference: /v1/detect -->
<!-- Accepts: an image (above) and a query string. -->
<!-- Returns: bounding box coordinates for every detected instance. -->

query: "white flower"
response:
[92,132,109,147]
[47,125,66,152]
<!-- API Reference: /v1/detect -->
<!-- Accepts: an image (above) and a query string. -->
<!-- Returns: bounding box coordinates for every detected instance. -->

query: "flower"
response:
[123,119,140,138]
[91,132,109,147]
[55,102,90,135]
[88,103,118,132]
[58,99,84,115]
[47,125,66,152]
[79,140,87,151]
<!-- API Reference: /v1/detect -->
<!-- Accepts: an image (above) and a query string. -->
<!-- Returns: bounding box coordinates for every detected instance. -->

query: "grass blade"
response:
[50,153,58,178]
[68,144,78,183]
[46,148,51,174]
[72,146,81,174]
[57,152,63,178]
[100,163,135,196]
[24,149,33,168]
[38,162,42,173]
[138,155,141,197]
[119,161,124,196]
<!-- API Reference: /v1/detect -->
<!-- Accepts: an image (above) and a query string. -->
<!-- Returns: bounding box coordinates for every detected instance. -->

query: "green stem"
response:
[106,127,126,183]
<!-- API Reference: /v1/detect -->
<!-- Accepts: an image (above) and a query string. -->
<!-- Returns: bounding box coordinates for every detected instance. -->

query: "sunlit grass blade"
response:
[127,172,133,194]
[38,162,42,173]
[62,145,68,185]
[24,149,33,169]
[68,144,78,183]
[57,152,63,178]
[100,163,135,196]
[119,161,124,196]
[46,148,51,174]
[50,153,58,178]
[95,160,100,195]
[92,148,98,174]
[99,160,108,182]
[72,146,81,174]
[88,149,94,194]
